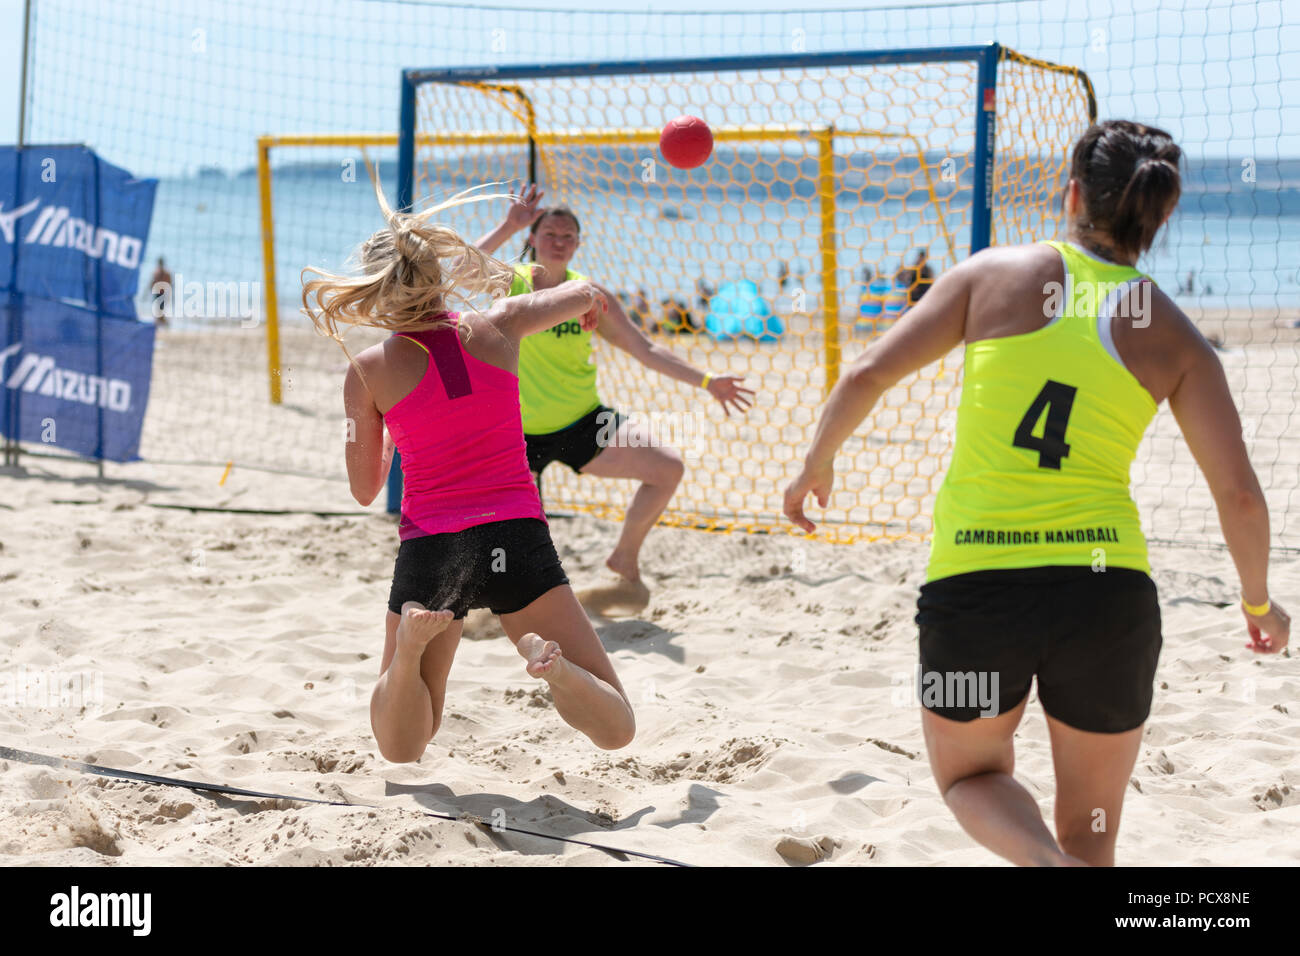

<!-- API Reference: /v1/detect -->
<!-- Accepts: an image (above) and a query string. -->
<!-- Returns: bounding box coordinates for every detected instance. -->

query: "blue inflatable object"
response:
[857,277,893,319]
[855,277,908,333]
[883,286,908,321]
[704,280,785,342]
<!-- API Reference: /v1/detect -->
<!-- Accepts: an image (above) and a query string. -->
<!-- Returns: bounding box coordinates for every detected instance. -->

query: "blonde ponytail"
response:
[301,158,515,380]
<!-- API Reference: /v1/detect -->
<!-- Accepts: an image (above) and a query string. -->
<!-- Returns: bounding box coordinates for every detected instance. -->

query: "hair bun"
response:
[1069,120,1182,260]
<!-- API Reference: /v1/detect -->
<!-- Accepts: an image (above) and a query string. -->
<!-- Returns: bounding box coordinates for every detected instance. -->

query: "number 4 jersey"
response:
[925,240,1159,582]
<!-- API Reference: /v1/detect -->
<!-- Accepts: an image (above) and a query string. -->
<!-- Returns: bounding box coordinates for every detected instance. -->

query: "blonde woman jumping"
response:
[303,181,635,762]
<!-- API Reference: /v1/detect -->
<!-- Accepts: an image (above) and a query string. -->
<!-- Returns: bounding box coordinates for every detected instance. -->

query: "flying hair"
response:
[301,155,515,382]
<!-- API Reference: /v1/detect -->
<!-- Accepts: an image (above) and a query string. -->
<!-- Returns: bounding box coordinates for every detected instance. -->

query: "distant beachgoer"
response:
[619,289,641,328]
[897,249,935,308]
[854,264,876,309]
[150,258,172,327]
[695,277,715,310]
[629,287,655,332]
[777,260,791,292]
[1181,270,1196,295]
[661,296,698,334]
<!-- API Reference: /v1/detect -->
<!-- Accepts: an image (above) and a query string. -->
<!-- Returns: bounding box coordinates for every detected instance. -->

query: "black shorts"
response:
[525,404,625,475]
[915,565,1162,733]
[387,517,569,619]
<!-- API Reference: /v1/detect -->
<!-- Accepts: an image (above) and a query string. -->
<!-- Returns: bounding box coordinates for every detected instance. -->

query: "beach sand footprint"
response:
[775,834,838,865]
[575,577,651,618]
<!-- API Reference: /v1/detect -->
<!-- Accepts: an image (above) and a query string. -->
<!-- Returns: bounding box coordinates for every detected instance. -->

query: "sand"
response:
[1,448,1297,866]
[1,305,1297,866]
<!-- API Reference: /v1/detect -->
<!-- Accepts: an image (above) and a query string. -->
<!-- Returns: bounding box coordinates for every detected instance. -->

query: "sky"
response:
[0,0,967,140]
[1,0,22,140]
[1,0,1296,173]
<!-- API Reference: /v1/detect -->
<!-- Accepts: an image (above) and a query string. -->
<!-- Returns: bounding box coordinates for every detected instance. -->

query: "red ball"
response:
[660,115,713,169]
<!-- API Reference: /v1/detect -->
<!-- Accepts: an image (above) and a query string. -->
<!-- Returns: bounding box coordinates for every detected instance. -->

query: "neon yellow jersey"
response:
[510,264,603,435]
[925,241,1159,582]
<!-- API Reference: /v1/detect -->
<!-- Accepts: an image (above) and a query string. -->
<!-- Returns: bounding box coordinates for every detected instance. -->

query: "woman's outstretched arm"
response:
[784,253,975,532]
[1165,316,1290,652]
[589,282,755,416]
[485,279,606,343]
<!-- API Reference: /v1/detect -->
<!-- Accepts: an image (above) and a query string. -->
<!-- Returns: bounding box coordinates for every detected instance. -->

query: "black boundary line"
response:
[145,503,372,516]
[0,746,692,868]
[40,499,586,521]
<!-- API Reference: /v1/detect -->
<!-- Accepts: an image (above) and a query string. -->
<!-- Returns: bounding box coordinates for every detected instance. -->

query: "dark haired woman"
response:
[785,120,1289,865]
[476,184,755,611]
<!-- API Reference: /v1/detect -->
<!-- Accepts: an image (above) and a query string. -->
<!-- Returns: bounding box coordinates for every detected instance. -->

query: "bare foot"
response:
[576,578,651,617]
[605,552,640,582]
[397,601,454,654]
[515,632,566,680]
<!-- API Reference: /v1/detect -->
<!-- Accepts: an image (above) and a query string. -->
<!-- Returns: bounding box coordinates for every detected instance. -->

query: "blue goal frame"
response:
[388,42,1016,514]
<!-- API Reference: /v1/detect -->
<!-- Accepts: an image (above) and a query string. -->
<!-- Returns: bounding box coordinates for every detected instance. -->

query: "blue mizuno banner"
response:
[1,146,157,318]
[0,293,155,461]
[1,145,157,461]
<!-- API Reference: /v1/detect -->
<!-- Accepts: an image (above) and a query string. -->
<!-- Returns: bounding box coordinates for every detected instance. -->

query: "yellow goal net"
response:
[256,44,1094,542]
[392,45,1094,542]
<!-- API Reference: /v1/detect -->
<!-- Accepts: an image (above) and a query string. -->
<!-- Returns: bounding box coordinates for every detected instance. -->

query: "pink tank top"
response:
[382,313,545,540]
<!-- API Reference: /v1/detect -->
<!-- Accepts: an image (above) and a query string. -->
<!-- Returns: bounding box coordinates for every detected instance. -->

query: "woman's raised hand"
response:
[504,182,545,233]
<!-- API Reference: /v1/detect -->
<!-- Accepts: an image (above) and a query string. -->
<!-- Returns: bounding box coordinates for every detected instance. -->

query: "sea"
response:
[137,160,1300,327]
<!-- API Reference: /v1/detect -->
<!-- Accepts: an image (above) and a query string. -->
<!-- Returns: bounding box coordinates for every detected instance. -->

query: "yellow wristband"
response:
[701,373,712,389]
[1242,597,1271,616]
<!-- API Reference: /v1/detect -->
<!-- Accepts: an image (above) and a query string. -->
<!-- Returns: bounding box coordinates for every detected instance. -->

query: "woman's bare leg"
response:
[370,602,462,763]
[579,420,684,585]
[1045,715,1145,866]
[498,585,635,750]
[922,699,1084,866]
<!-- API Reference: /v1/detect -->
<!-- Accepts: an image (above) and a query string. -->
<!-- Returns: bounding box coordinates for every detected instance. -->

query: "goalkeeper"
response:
[476,184,755,613]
